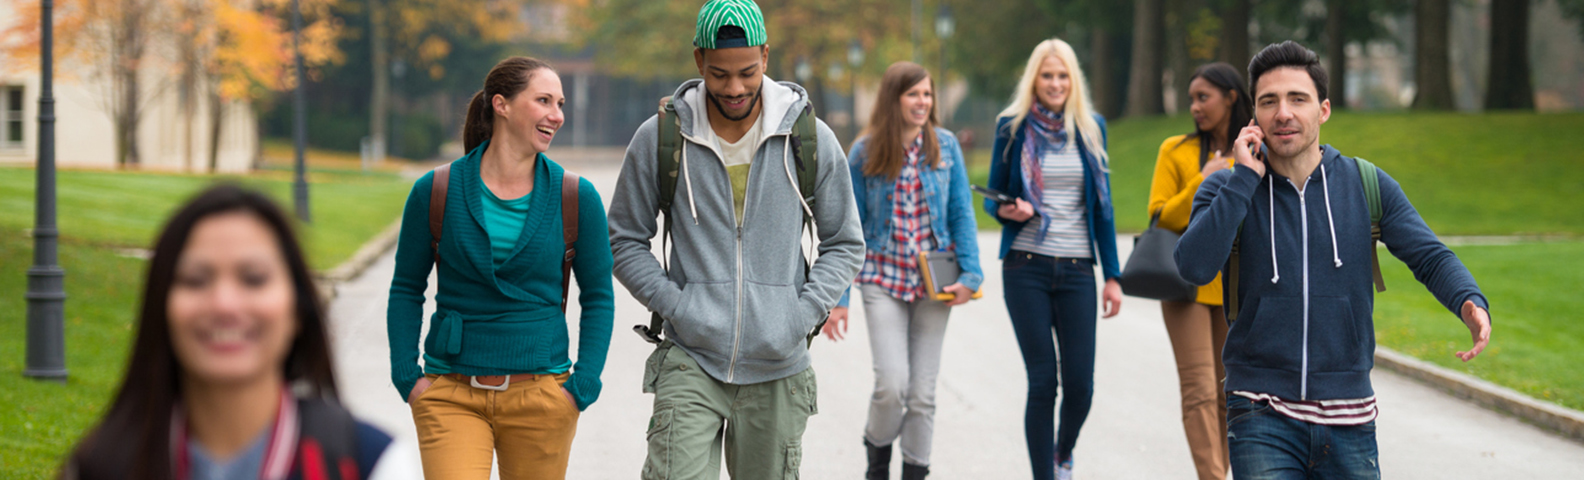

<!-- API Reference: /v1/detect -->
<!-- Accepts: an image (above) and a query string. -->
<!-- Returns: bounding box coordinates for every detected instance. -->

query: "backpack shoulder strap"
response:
[561,171,580,313]
[791,104,819,213]
[428,163,452,265]
[1227,230,1242,323]
[791,104,825,348]
[656,96,682,216]
[292,398,362,480]
[1355,157,1386,292]
[638,97,683,345]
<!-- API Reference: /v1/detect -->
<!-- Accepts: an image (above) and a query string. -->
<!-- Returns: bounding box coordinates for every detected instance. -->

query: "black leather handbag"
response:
[1118,213,1198,301]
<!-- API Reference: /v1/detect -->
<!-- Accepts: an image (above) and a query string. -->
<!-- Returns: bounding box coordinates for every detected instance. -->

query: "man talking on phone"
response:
[1174,41,1492,480]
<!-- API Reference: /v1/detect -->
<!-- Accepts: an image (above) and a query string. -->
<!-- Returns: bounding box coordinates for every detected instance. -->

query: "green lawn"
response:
[970,111,1584,235]
[0,167,412,270]
[1373,241,1584,410]
[0,166,411,477]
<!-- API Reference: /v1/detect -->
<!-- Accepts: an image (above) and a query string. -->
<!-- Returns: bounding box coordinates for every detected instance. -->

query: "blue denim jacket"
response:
[838,127,984,307]
[983,114,1122,280]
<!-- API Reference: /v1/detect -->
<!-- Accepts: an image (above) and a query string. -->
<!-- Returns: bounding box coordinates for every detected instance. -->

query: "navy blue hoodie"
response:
[1175,145,1489,401]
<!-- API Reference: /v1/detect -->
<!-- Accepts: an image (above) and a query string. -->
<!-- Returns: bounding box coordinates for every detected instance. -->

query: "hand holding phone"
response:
[1233,119,1267,177]
[971,185,1017,205]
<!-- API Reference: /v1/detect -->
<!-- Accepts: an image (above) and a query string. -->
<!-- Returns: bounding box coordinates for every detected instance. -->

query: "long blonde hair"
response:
[997,38,1108,167]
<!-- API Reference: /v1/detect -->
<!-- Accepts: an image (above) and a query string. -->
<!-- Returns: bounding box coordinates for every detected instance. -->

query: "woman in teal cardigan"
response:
[386,56,614,480]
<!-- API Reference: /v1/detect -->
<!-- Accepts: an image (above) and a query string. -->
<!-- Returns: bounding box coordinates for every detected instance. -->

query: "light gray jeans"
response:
[859,284,953,467]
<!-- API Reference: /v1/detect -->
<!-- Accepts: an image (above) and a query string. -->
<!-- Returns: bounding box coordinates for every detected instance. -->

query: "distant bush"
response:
[261,106,444,160]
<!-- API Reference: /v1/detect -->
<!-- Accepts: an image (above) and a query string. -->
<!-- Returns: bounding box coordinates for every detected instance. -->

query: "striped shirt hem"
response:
[1232,391,1378,426]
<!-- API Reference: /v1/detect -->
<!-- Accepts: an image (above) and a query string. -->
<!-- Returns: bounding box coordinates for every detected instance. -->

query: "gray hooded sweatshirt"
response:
[608,77,864,385]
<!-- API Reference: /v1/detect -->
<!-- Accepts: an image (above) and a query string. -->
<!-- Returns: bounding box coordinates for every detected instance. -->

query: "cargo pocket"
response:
[803,367,819,415]
[782,440,803,480]
[642,343,672,394]
[643,404,674,479]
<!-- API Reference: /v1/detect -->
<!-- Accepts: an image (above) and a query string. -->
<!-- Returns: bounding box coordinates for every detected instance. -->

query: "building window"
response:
[2,87,22,149]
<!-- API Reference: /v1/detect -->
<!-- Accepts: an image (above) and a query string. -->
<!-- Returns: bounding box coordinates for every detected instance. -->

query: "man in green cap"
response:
[608,0,863,478]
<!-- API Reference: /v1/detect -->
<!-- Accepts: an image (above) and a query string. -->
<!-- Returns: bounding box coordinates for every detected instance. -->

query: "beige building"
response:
[0,2,259,172]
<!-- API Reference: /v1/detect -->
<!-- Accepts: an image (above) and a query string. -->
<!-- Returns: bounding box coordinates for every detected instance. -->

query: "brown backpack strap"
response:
[560,171,580,312]
[429,163,452,265]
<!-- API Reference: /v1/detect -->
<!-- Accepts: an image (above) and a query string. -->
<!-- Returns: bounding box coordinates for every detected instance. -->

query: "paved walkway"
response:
[328,160,1584,479]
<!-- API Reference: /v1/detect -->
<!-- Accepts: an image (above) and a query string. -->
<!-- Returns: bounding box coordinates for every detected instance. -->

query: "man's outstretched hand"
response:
[1457,299,1491,362]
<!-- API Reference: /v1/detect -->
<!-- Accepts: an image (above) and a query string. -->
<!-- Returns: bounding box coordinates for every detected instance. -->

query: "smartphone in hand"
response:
[972,185,1017,204]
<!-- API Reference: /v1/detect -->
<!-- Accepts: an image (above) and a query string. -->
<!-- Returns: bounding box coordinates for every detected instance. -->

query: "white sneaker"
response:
[1056,459,1074,480]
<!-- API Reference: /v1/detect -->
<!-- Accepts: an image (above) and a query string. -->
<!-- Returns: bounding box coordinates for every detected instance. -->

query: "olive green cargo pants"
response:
[641,342,818,480]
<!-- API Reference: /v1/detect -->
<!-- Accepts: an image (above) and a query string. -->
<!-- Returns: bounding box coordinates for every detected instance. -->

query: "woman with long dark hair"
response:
[62,184,412,480]
[984,38,1122,480]
[386,56,614,479]
[1146,61,1252,480]
[822,61,982,480]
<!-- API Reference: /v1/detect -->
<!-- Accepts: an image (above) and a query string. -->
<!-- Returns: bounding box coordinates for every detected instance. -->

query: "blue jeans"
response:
[1002,251,1097,480]
[1227,395,1381,480]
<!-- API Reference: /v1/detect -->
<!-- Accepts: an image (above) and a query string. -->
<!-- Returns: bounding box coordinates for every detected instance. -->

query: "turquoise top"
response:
[482,184,533,265]
[387,143,613,410]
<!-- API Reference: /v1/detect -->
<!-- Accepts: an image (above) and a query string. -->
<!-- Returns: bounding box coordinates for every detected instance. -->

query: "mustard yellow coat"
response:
[1148,134,1233,306]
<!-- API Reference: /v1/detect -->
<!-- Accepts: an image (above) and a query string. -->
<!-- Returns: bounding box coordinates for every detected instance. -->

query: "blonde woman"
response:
[983,38,1121,480]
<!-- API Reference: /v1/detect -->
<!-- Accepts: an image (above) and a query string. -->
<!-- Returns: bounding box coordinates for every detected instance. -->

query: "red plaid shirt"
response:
[856,135,935,302]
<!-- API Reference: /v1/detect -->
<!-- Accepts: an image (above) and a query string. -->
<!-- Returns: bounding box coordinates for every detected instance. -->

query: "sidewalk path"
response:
[328,159,1584,479]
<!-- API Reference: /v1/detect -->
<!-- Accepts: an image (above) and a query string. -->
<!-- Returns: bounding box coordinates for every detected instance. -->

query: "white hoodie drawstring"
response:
[1320,164,1343,268]
[681,142,699,225]
[1269,178,1280,284]
[783,135,817,261]
[783,135,815,219]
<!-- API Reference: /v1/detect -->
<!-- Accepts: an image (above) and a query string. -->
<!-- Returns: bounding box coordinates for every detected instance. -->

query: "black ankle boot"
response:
[864,439,892,480]
[901,462,930,480]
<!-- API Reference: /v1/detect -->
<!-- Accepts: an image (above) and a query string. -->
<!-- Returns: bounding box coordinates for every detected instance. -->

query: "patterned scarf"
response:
[1020,103,1066,243]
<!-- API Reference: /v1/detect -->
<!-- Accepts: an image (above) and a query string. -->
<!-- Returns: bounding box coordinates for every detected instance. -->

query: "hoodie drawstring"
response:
[1269,178,1280,284]
[783,135,815,219]
[1320,164,1343,268]
[782,135,817,261]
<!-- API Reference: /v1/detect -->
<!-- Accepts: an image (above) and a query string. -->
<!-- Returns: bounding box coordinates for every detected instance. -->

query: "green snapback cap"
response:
[694,0,767,49]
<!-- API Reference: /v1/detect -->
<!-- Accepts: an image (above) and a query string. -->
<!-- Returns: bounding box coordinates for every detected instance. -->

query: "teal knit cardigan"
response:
[386,144,614,410]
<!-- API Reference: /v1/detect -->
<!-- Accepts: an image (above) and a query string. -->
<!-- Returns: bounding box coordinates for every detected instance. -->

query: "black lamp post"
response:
[291,0,310,223]
[935,5,955,127]
[25,0,67,381]
[847,40,865,143]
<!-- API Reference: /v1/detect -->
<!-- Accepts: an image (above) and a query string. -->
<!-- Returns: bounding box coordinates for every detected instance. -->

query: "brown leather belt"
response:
[443,373,543,391]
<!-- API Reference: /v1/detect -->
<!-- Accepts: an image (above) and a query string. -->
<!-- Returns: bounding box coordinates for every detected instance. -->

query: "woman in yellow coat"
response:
[1146,62,1251,480]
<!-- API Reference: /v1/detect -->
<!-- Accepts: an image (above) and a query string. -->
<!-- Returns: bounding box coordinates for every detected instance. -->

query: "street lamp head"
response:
[936,6,954,39]
[848,40,865,68]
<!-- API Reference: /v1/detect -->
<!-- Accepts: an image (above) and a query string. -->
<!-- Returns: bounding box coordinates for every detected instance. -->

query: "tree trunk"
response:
[208,89,224,172]
[1220,0,1250,73]
[1485,0,1533,110]
[1167,0,1193,114]
[1326,0,1348,109]
[369,0,389,164]
[1412,0,1455,110]
[1090,27,1123,119]
[1126,0,1164,117]
[114,0,145,167]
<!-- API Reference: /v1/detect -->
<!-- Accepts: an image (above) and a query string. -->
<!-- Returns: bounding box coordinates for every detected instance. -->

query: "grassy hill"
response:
[972,111,1584,236]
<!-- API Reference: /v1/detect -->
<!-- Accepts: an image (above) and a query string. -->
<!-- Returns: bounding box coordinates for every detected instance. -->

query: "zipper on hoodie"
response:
[1285,177,1313,400]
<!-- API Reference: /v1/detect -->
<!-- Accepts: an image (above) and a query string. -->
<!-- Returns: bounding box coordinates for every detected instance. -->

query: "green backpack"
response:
[1225,157,1387,323]
[633,96,823,345]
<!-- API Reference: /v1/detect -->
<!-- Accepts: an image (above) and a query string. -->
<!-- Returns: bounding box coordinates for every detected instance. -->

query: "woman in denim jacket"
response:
[984,38,1123,480]
[822,61,982,480]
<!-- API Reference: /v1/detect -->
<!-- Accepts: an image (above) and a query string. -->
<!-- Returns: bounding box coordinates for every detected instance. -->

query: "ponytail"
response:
[460,56,555,154]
